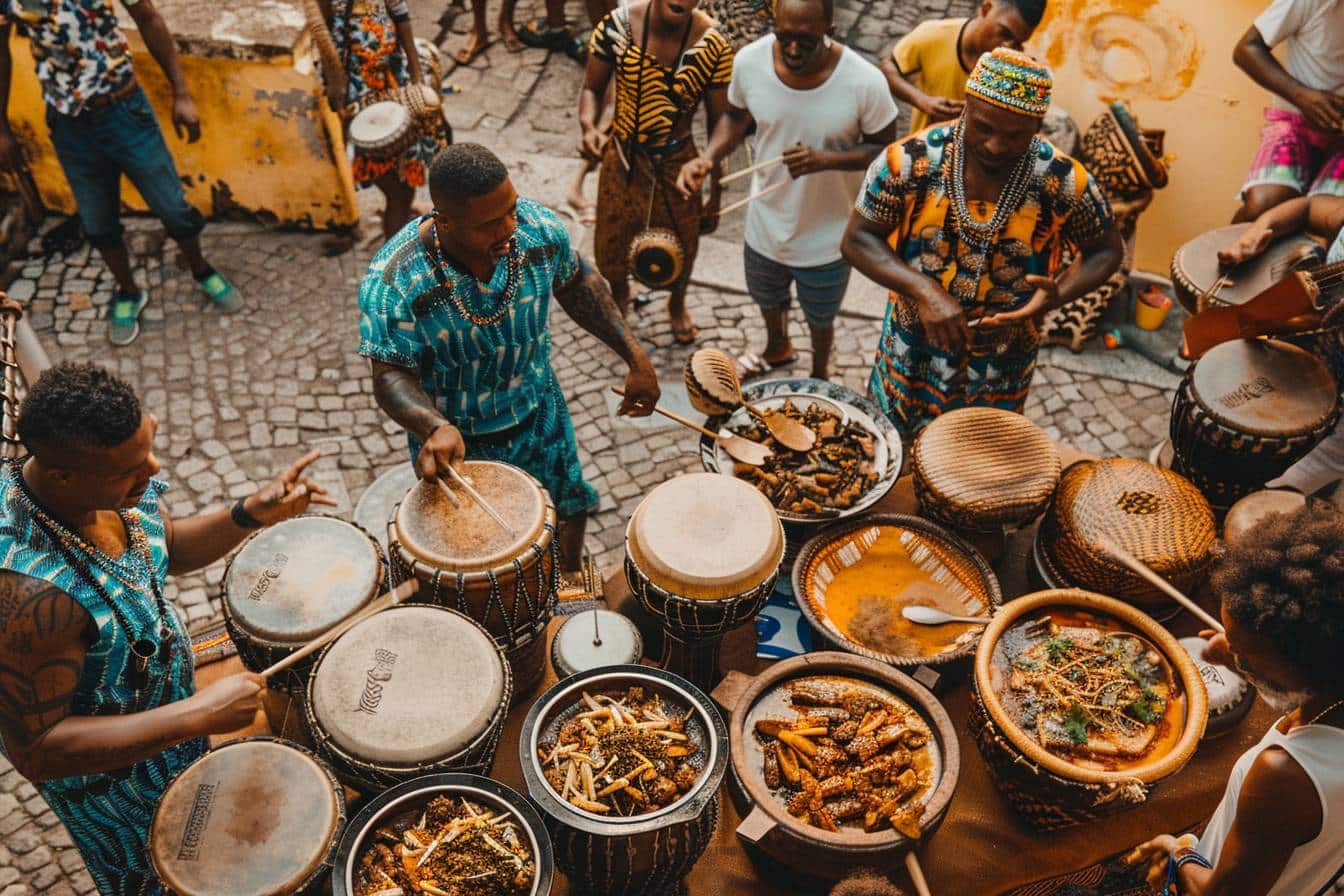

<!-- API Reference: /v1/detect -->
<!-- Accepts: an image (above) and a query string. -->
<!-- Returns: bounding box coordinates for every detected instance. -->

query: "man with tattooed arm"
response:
[359,143,661,586]
[0,363,335,895]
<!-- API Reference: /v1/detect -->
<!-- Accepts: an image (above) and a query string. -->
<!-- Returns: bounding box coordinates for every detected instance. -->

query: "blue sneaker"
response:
[197,268,243,313]
[108,290,148,346]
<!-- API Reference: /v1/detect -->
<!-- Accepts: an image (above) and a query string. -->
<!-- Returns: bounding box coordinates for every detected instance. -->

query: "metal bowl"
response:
[331,772,554,896]
[698,377,902,525]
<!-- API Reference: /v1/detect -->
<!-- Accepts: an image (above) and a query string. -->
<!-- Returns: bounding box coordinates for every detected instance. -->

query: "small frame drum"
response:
[305,604,511,793]
[629,227,685,288]
[625,473,784,691]
[148,737,344,896]
[387,460,558,700]
[1170,224,1320,314]
[348,100,414,162]
[222,515,384,696]
[1170,338,1339,510]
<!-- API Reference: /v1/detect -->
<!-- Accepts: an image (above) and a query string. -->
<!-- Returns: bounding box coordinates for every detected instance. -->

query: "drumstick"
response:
[719,154,784,186]
[1196,273,1230,311]
[434,475,461,509]
[259,579,419,678]
[716,180,789,216]
[1096,537,1225,632]
[444,464,519,539]
[905,852,933,896]
[612,386,722,440]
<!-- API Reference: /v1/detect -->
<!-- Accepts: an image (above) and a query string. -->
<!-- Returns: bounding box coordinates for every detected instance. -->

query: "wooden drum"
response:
[348,101,414,162]
[304,604,511,793]
[625,473,784,691]
[1170,224,1320,314]
[629,227,685,288]
[148,737,344,896]
[222,516,384,696]
[1170,338,1339,510]
[388,460,558,700]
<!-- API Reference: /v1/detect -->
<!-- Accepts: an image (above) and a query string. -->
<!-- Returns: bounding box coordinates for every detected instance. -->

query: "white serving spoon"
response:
[901,605,991,626]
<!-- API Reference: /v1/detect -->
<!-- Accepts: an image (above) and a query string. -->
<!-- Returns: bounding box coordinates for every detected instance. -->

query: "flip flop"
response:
[736,349,797,380]
[672,321,699,345]
[453,34,493,65]
[516,20,588,61]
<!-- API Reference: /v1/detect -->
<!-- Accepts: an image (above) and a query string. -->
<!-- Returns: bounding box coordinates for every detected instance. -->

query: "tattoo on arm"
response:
[0,575,89,756]
[553,259,640,364]
[370,360,451,442]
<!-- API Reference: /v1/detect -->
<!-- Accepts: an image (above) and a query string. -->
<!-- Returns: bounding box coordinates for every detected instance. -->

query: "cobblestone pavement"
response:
[0,0,1186,890]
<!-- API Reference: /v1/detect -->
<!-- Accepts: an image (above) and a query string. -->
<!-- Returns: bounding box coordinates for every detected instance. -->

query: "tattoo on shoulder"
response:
[0,575,89,750]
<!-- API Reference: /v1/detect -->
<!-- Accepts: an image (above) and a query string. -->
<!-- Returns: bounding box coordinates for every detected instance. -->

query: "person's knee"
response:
[1238,186,1301,221]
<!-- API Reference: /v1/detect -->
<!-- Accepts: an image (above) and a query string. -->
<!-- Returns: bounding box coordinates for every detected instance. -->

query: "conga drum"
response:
[387,460,558,699]
[221,516,384,696]
[148,737,344,896]
[625,473,784,691]
[304,604,511,793]
[1170,338,1339,509]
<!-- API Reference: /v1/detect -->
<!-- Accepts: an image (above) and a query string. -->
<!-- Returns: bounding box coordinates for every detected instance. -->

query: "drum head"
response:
[1190,339,1337,437]
[349,101,410,145]
[393,460,550,572]
[310,605,505,764]
[225,517,381,643]
[628,473,783,600]
[354,463,417,552]
[150,739,340,896]
[913,408,1060,520]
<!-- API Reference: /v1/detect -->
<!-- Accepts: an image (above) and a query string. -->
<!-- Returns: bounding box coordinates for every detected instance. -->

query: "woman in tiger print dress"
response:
[579,0,735,343]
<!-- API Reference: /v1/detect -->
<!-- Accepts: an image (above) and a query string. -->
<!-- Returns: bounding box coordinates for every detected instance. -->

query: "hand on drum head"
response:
[416,423,467,480]
[616,363,660,417]
[186,672,265,736]
[245,449,337,525]
[1217,223,1272,268]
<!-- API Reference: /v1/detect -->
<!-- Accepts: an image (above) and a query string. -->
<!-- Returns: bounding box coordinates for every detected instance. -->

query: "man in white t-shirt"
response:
[677,0,897,379]
[1233,0,1344,221]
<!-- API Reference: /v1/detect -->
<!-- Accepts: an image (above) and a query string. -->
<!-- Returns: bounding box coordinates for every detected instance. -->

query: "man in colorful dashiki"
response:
[0,363,334,896]
[1232,0,1344,222]
[842,48,1123,439]
[359,143,660,584]
[0,0,244,346]
[579,0,735,343]
[880,0,1045,137]
[677,0,898,380]
[1127,504,1344,896]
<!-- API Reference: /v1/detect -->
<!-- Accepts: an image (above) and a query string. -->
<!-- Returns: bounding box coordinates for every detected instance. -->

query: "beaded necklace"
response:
[427,218,521,327]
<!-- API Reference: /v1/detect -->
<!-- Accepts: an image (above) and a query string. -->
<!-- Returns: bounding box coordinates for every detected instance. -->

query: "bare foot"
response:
[454,31,493,65]
[670,309,699,345]
[499,20,525,51]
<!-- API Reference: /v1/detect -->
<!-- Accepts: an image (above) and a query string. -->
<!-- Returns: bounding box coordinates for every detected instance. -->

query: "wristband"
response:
[231,497,264,530]
[1172,847,1212,870]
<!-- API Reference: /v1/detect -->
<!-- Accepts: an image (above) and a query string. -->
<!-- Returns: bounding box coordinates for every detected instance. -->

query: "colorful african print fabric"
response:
[358,199,598,516]
[855,125,1113,438]
[0,460,203,896]
[964,47,1052,118]
[1,0,139,116]
[331,0,451,189]
[588,7,734,147]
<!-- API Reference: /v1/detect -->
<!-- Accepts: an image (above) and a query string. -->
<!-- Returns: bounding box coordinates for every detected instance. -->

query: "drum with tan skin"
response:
[148,737,345,896]
[625,473,784,692]
[348,100,415,162]
[387,460,559,699]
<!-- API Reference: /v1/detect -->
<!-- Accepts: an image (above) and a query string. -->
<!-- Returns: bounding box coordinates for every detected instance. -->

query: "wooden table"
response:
[200,446,1272,894]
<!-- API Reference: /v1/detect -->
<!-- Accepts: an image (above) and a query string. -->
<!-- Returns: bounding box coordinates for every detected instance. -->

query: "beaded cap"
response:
[965,47,1053,118]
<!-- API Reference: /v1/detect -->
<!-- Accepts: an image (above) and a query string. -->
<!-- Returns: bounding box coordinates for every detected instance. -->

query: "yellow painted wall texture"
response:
[5,29,356,229]
[1030,0,1270,274]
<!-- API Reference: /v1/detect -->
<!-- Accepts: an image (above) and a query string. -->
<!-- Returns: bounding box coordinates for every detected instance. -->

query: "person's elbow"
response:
[1231,29,1262,74]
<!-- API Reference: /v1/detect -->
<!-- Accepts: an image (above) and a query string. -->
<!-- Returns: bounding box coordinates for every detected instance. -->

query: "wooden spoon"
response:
[691,348,817,452]
[901,605,990,626]
[611,387,772,466]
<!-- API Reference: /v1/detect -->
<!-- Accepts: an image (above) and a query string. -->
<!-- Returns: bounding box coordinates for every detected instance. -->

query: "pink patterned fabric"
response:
[1242,106,1344,196]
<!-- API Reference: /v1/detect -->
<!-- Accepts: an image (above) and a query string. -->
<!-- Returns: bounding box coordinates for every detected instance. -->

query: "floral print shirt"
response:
[2,0,140,116]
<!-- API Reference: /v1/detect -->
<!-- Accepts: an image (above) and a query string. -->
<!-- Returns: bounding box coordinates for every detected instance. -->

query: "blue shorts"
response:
[46,86,204,251]
[744,242,851,330]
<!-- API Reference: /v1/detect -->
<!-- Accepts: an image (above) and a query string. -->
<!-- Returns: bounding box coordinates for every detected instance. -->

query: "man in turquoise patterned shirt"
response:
[359,143,660,582]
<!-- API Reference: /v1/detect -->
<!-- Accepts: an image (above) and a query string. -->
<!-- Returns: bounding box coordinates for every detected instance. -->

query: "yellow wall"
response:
[1030,0,1269,274]
[4,31,356,229]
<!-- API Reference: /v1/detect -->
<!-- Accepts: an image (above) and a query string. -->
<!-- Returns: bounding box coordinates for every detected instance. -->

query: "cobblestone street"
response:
[0,0,1188,890]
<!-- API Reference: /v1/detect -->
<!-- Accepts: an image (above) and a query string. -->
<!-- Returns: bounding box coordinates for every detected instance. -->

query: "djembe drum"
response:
[304,604,510,793]
[1170,338,1339,510]
[387,460,558,699]
[348,101,415,162]
[221,515,384,696]
[1170,224,1321,314]
[625,473,783,691]
[148,737,344,896]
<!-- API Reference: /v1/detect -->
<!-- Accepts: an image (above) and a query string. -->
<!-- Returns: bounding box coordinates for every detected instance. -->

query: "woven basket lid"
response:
[1222,489,1307,545]
[150,739,340,896]
[627,473,783,600]
[1189,339,1337,438]
[393,460,551,572]
[310,605,504,764]
[913,408,1061,527]
[1044,459,1215,603]
[224,517,381,643]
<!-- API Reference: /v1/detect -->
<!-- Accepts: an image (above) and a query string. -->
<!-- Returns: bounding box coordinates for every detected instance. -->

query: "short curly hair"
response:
[17,362,142,457]
[1210,503,1344,694]
[429,143,508,209]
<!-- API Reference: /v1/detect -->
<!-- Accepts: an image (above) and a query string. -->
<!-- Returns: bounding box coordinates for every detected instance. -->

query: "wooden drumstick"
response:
[719,154,784,186]
[260,579,419,678]
[716,180,789,216]
[444,464,519,539]
[434,474,461,509]
[905,852,933,896]
[1096,537,1225,632]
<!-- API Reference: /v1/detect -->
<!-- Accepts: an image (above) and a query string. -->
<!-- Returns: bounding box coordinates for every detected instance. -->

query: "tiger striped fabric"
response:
[589,6,734,146]
[0,460,205,896]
